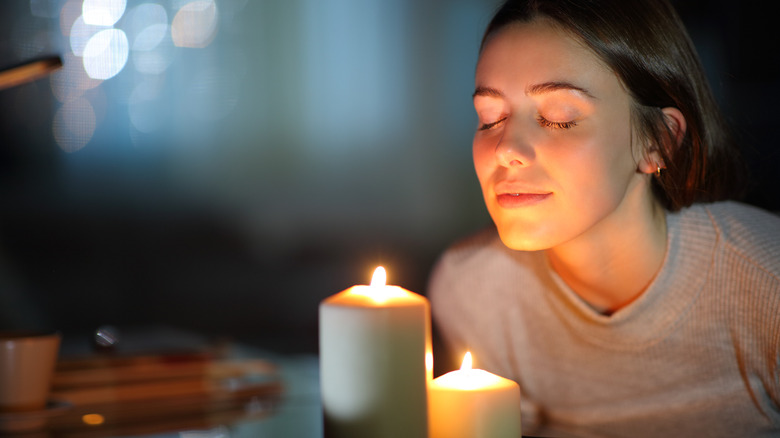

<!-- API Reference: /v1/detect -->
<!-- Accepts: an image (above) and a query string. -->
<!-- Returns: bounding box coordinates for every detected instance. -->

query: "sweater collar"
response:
[542,205,717,349]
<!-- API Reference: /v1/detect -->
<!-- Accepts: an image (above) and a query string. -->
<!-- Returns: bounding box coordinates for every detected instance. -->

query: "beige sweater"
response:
[429,201,780,437]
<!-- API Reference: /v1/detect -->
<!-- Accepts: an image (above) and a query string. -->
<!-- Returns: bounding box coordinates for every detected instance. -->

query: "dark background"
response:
[1,0,778,373]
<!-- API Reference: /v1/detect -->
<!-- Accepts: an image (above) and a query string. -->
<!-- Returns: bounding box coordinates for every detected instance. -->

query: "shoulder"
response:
[432,225,504,270]
[428,226,502,297]
[676,202,780,343]
[696,200,780,234]
[690,202,780,387]
[682,201,780,275]
[427,225,540,305]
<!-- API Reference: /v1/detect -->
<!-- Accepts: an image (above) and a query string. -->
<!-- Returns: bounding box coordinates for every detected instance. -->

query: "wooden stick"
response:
[0,56,62,91]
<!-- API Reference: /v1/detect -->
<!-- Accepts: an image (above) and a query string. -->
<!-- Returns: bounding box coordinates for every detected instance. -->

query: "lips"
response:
[496,192,551,208]
[493,182,552,208]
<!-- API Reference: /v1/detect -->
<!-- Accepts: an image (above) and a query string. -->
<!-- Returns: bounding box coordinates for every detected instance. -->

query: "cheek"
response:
[472,136,493,184]
[546,124,636,199]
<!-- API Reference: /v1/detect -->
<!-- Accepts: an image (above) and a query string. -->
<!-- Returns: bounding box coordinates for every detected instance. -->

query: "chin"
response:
[495,226,553,252]
[487,204,561,252]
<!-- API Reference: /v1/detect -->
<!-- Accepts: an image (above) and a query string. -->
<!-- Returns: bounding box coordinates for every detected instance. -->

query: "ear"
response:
[661,106,686,149]
[637,106,687,175]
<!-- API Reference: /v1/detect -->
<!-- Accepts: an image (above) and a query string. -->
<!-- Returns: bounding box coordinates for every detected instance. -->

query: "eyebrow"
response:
[472,86,504,99]
[472,82,595,99]
[526,81,595,98]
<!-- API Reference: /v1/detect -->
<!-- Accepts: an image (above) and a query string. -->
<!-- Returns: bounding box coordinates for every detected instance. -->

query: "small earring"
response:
[656,165,662,177]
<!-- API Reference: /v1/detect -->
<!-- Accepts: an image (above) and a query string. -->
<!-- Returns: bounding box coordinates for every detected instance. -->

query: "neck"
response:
[546,180,668,314]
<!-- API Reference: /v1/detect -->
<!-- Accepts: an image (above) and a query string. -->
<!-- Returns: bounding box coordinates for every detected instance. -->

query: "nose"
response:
[494,127,534,168]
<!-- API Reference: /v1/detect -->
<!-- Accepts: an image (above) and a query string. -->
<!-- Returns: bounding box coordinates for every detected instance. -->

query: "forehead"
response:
[476,19,618,94]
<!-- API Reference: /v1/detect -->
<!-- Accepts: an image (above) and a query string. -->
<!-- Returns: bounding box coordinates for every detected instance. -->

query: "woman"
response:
[428,0,780,436]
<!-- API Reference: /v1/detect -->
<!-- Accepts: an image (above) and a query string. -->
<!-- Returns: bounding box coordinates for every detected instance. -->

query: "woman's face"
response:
[473,19,647,251]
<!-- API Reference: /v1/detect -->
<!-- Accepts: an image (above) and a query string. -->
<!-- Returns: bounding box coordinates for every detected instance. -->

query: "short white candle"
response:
[429,352,521,438]
[319,267,430,438]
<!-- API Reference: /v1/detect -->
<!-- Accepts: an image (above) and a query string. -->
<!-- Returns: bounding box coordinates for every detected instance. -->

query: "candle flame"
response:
[344,266,406,303]
[460,352,473,371]
[371,266,387,287]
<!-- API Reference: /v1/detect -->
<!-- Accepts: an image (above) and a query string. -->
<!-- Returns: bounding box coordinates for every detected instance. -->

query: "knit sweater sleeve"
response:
[704,202,780,419]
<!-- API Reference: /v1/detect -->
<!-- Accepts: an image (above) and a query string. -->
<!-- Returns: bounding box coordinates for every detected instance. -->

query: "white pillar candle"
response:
[429,352,521,438]
[319,266,430,438]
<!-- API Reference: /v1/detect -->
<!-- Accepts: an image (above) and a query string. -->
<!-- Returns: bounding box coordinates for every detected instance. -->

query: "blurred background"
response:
[1,0,778,361]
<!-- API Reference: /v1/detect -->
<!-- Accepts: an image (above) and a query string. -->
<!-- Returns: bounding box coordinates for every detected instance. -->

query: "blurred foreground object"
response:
[46,352,279,435]
[0,55,62,91]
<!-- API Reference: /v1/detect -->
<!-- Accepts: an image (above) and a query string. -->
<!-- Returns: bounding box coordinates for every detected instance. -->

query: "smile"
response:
[496,192,552,208]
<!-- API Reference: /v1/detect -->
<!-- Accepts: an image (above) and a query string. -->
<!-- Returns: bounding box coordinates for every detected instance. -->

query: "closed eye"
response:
[478,117,507,131]
[537,115,576,129]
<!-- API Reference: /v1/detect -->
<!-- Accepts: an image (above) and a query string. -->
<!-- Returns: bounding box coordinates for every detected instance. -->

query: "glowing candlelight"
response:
[428,352,521,438]
[346,266,406,304]
[462,351,472,370]
[371,266,386,286]
[319,266,430,438]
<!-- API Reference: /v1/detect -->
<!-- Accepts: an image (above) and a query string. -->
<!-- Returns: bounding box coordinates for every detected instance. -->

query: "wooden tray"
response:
[21,352,284,436]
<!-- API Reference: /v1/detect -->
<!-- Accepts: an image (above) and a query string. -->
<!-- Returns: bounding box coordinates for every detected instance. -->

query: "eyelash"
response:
[478,116,577,131]
[537,116,576,130]
[478,117,506,131]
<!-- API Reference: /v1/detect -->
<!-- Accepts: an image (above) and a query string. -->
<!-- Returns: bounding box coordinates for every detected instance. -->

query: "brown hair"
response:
[482,0,746,211]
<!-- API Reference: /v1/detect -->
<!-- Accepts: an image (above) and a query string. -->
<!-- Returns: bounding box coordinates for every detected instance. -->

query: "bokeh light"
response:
[19,0,230,154]
[82,0,126,26]
[127,3,172,75]
[53,97,96,153]
[132,39,174,75]
[69,15,104,57]
[59,0,83,37]
[81,413,105,426]
[171,0,218,48]
[125,3,168,50]
[135,22,168,51]
[51,52,102,103]
[82,28,129,80]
